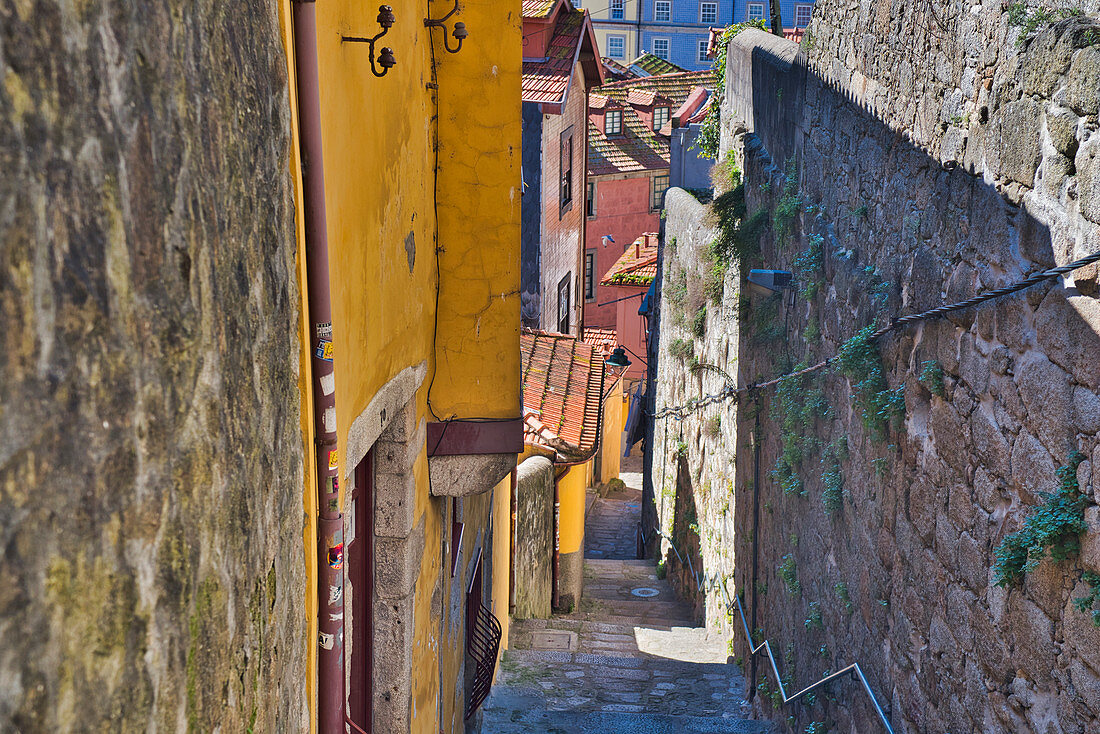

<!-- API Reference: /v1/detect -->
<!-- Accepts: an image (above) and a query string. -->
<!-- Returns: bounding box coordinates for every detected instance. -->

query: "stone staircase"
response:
[478,557,770,733]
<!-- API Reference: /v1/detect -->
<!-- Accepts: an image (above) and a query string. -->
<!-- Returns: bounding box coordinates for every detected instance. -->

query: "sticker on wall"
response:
[319,632,335,650]
[320,371,336,396]
[328,449,339,471]
[326,475,339,495]
[328,498,339,512]
[328,543,344,570]
[316,322,332,340]
[315,339,334,362]
[323,406,337,432]
[328,584,343,605]
[329,612,343,622]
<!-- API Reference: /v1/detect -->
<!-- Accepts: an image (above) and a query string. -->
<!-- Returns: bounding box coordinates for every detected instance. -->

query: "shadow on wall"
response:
[726,22,1100,734]
[667,452,705,625]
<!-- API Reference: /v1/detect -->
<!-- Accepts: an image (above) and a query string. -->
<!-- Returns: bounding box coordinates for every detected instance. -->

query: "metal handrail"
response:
[638,524,896,733]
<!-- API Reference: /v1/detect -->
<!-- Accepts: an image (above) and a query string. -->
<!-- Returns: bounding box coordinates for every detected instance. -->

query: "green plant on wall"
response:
[771,364,830,496]
[710,182,770,266]
[795,234,824,299]
[918,360,946,397]
[778,553,801,595]
[993,450,1089,587]
[692,305,707,337]
[1074,572,1100,627]
[804,601,823,630]
[834,582,852,613]
[693,20,768,159]
[669,338,694,361]
[772,159,802,247]
[821,448,844,514]
[1006,2,1084,46]
[835,326,905,443]
[748,292,785,345]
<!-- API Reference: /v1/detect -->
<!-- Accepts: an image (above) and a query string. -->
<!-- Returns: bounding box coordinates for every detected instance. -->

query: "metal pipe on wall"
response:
[290,1,345,731]
[551,473,561,611]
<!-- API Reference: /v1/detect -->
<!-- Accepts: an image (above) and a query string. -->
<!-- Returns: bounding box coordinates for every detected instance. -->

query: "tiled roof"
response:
[581,326,618,359]
[601,56,638,82]
[589,93,620,110]
[598,70,712,109]
[522,0,557,18]
[588,104,668,176]
[521,330,606,461]
[600,233,659,286]
[522,8,586,106]
[630,52,687,76]
[626,88,663,107]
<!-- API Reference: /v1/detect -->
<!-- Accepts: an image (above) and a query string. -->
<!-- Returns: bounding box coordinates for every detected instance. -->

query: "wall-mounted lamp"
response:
[342,5,397,77]
[747,269,794,293]
[425,0,468,54]
[606,347,632,369]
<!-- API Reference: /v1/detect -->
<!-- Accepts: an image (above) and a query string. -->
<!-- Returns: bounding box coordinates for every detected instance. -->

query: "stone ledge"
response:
[428,452,515,496]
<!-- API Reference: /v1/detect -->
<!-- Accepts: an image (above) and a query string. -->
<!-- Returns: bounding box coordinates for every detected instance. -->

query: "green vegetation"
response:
[794,234,824,299]
[694,20,768,158]
[771,364,830,496]
[804,601,823,630]
[675,440,689,459]
[1006,2,1084,46]
[918,360,946,397]
[993,451,1089,587]
[772,160,802,247]
[710,182,769,266]
[748,292,785,345]
[669,338,694,361]
[802,315,820,343]
[705,414,722,438]
[657,559,667,579]
[692,305,707,337]
[1073,571,1100,627]
[834,582,853,613]
[805,722,828,734]
[821,448,844,514]
[835,326,905,443]
[778,553,801,595]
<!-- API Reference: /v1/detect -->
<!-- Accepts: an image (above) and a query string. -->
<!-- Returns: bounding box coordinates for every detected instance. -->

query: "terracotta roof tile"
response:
[522,0,557,19]
[588,105,668,176]
[521,330,606,461]
[600,233,659,286]
[581,326,618,359]
[598,70,712,109]
[601,56,638,82]
[522,8,586,105]
[630,52,687,76]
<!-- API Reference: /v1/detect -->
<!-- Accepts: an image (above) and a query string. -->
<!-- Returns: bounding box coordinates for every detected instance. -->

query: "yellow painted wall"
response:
[599,375,623,481]
[557,462,590,555]
[592,28,639,61]
[491,471,513,655]
[279,0,520,731]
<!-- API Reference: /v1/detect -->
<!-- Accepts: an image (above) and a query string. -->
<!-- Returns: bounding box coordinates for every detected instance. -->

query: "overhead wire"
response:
[649,247,1100,420]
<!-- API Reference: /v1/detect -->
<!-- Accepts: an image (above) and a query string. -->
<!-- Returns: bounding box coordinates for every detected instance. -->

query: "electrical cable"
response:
[649,248,1100,420]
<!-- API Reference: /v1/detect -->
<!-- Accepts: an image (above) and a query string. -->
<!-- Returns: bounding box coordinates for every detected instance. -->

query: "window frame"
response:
[653,106,670,131]
[654,0,671,22]
[747,2,765,21]
[586,181,597,217]
[651,173,669,210]
[557,273,572,334]
[652,37,670,59]
[700,1,718,23]
[795,3,812,26]
[559,126,574,218]
[611,0,625,19]
[606,34,626,58]
[584,250,597,301]
[604,109,622,135]
[697,38,710,63]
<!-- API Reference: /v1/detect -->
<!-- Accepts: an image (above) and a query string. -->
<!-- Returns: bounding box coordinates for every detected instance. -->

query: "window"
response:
[611,0,624,19]
[795,4,812,25]
[584,251,596,301]
[586,181,597,217]
[652,173,669,210]
[653,106,670,131]
[606,35,626,58]
[605,109,622,135]
[748,2,765,20]
[559,127,573,216]
[557,274,572,334]
[654,0,671,21]
[652,38,670,59]
[697,38,710,62]
[700,1,718,23]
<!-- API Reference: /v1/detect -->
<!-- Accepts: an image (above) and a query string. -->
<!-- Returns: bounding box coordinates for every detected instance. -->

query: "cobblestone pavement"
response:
[479,558,769,733]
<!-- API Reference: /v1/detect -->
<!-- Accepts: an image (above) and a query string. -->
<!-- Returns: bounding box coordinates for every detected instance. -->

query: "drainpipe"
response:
[509,466,518,615]
[290,2,345,732]
[552,473,561,611]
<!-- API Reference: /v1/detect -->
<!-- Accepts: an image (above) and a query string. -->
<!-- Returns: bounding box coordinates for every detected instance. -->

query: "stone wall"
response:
[653,4,1100,732]
[514,456,554,618]
[0,1,306,730]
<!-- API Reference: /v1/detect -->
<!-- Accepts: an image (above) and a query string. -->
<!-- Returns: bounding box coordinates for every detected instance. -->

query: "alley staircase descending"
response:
[479,467,769,734]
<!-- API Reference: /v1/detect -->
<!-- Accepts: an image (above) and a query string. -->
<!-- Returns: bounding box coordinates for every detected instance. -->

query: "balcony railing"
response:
[465,603,503,719]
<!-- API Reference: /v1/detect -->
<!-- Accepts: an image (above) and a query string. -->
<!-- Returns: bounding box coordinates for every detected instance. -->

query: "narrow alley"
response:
[480,460,768,733]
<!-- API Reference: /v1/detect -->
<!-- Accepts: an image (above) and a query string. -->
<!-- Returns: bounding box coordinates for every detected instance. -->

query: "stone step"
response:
[479,708,770,734]
[501,648,742,677]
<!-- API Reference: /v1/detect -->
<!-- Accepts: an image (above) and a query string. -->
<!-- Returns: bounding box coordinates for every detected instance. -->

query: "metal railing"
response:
[638,525,896,733]
[465,603,503,719]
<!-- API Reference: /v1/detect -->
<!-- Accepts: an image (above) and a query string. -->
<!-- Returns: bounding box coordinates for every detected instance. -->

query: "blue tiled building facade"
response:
[624,0,815,71]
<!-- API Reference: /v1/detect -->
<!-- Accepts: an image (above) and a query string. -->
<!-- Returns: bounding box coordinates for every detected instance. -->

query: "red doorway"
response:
[348,453,373,732]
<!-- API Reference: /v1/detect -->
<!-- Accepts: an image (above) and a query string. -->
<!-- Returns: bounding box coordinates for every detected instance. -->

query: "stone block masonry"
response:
[0,1,306,730]
[651,4,1100,732]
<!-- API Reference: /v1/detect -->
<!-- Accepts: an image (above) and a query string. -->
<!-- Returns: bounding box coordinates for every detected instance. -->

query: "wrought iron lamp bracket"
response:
[424,0,468,54]
[342,5,397,77]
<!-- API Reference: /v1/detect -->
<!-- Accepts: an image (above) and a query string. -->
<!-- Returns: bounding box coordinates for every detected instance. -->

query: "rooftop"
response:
[600,233,660,287]
[521,330,606,461]
[522,8,586,106]
[629,52,687,77]
[522,0,557,19]
[598,70,713,110]
[581,326,618,360]
[588,109,669,176]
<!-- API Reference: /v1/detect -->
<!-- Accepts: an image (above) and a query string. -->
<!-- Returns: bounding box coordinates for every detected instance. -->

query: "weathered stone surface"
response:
[1061,46,1100,117]
[1014,353,1075,453]
[0,1,306,731]
[987,99,1044,187]
[514,456,554,619]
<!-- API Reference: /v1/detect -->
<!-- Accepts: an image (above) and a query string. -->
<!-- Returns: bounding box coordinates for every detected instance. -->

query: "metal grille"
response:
[464,603,502,719]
